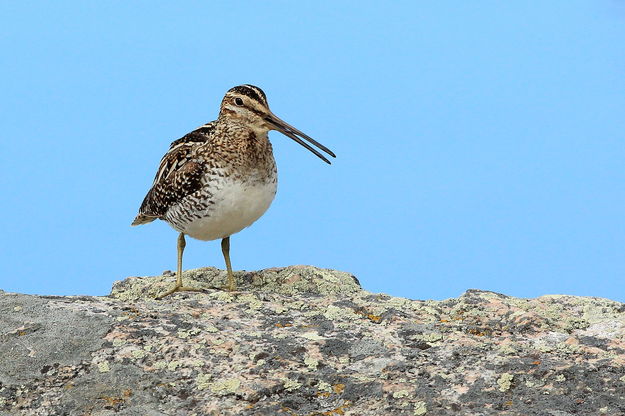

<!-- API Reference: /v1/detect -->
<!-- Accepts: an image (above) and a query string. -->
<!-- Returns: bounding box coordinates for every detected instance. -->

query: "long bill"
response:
[265,113,336,164]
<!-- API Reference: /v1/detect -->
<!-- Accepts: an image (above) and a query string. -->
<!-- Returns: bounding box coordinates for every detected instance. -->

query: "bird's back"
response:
[131,122,217,226]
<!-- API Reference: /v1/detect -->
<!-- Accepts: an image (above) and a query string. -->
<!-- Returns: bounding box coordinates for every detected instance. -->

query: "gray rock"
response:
[0,265,623,415]
[0,293,114,384]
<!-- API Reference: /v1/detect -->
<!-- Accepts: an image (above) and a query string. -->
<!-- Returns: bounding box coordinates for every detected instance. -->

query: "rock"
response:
[0,266,623,415]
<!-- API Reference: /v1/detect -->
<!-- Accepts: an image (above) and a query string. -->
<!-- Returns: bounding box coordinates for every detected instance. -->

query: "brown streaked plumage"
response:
[132,84,335,298]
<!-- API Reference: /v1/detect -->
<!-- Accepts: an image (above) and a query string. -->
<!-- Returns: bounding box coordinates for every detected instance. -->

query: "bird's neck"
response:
[213,119,274,168]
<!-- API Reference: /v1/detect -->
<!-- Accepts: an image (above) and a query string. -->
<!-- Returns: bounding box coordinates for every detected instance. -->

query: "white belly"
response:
[182,179,277,241]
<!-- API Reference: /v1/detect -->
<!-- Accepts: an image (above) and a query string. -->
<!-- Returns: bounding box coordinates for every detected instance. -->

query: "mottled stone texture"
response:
[1,266,624,415]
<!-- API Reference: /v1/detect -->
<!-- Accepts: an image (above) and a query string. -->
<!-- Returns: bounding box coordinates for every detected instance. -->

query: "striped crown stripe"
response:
[228,84,267,105]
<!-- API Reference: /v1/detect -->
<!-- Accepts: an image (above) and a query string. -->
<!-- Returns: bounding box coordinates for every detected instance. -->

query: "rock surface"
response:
[1,266,624,415]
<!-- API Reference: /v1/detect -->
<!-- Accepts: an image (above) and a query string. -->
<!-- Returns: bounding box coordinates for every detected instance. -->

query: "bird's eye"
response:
[235,98,244,106]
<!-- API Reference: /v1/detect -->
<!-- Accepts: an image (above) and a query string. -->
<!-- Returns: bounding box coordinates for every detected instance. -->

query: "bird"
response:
[131,84,335,298]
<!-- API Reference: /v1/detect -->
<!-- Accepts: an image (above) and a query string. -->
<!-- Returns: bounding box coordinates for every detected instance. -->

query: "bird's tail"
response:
[131,214,157,226]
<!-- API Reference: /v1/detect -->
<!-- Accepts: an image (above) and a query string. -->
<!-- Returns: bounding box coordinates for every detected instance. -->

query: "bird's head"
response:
[219,84,271,129]
[219,84,336,164]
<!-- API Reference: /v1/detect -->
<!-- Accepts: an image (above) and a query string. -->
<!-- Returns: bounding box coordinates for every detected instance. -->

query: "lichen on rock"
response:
[0,266,624,415]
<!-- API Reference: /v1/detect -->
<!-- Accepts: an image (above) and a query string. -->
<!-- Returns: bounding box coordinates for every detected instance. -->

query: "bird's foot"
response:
[155,284,205,299]
[224,273,237,292]
[220,285,239,294]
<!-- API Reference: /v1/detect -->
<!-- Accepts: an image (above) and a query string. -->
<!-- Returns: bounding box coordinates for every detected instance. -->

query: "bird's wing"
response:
[131,122,216,225]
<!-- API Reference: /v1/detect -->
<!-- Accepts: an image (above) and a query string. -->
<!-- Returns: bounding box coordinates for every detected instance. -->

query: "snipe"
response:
[132,85,335,298]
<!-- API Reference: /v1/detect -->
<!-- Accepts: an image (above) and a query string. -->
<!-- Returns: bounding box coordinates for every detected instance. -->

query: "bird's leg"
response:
[156,232,204,299]
[221,237,237,291]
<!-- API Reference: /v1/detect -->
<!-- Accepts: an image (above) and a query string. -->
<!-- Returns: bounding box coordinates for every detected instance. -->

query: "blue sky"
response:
[1,2,624,302]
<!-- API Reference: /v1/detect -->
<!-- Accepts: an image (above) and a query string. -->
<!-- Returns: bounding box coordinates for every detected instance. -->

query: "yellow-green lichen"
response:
[300,332,324,341]
[272,304,286,314]
[97,362,110,373]
[317,381,332,393]
[177,328,200,339]
[420,333,443,343]
[196,373,212,390]
[209,291,234,302]
[304,355,319,370]
[282,378,302,392]
[210,378,241,395]
[498,344,517,355]
[393,390,410,399]
[497,373,514,392]
[414,401,427,415]
[204,324,219,333]
[324,305,358,321]
[556,342,580,354]
[288,301,306,310]
[238,294,263,310]
[536,343,553,353]
[387,296,417,311]
[154,361,167,370]
[131,349,145,359]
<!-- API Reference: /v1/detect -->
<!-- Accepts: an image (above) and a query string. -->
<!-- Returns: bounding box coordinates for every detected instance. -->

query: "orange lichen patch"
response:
[298,324,321,329]
[450,310,466,321]
[504,400,513,407]
[531,360,541,365]
[99,396,124,407]
[319,401,352,415]
[99,389,133,408]
[365,314,383,323]
[333,383,345,394]
[353,307,383,324]
[316,391,331,398]
[9,325,38,337]
[275,322,293,328]
[467,328,489,337]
